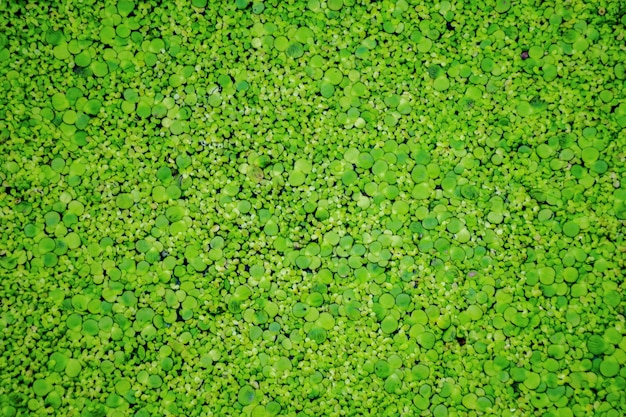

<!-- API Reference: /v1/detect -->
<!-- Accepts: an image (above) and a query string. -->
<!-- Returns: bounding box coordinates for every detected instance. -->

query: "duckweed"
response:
[0,1,624,416]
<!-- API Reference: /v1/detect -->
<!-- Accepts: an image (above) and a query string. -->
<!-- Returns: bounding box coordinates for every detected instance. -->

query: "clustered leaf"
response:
[0,0,625,416]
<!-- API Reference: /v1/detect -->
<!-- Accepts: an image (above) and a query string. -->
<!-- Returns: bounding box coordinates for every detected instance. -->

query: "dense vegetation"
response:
[0,0,624,416]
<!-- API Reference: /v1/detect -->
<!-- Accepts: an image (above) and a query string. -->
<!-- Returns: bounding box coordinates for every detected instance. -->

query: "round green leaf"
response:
[33,380,53,397]
[115,193,134,209]
[65,358,82,378]
[599,358,620,377]
[238,385,256,405]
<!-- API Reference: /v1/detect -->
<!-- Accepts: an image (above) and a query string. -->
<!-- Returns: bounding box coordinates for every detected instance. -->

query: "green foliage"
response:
[0,0,624,416]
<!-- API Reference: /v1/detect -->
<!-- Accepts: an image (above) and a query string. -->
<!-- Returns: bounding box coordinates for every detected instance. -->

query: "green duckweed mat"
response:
[1,0,625,416]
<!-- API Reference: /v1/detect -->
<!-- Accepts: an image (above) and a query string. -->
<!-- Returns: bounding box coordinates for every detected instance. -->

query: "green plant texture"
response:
[1,0,625,416]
